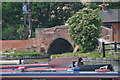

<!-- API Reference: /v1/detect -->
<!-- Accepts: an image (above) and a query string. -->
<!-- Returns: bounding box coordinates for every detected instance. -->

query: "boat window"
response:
[32,78,47,80]
[98,78,115,80]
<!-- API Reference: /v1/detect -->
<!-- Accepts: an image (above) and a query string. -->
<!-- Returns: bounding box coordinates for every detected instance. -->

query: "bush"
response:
[66,8,102,52]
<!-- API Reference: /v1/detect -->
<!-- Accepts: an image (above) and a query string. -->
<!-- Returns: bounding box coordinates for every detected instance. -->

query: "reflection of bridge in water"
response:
[1,25,75,55]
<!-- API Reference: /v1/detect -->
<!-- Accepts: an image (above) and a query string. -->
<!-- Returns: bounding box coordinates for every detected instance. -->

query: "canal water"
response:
[24,58,119,71]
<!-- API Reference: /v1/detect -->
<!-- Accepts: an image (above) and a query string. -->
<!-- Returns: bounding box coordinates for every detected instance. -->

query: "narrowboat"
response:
[1,57,119,80]
[1,71,120,80]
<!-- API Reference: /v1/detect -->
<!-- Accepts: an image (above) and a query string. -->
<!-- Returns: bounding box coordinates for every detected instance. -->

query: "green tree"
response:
[2,24,16,40]
[2,2,23,25]
[91,2,120,9]
[0,2,1,40]
[66,8,102,52]
[2,24,28,40]
[16,25,29,40]
[86,3,100,10]
[107,2,120,9]
[2,2,25,40]
[31,2,84,28]
[2,2,84,40]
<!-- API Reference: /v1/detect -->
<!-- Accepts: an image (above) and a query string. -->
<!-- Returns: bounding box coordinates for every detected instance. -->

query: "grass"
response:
[51,51,119,59]
[2,51,44,57]
[104,45,120,58]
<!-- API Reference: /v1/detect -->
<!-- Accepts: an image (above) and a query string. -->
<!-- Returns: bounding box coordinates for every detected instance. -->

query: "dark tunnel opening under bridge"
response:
[47,38,74,55]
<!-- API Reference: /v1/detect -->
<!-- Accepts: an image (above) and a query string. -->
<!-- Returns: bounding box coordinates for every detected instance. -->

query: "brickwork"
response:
[112,23,120,42]
[1,38,33,52]
[102,23,120,42]
[1,25,74,54]
[34,25,74,54]
[101,27,112,41]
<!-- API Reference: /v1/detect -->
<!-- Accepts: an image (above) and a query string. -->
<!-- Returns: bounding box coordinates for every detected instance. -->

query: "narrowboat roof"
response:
[49,57,81,67]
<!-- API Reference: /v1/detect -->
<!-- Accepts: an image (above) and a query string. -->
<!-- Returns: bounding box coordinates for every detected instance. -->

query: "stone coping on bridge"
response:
[35,25,69,30]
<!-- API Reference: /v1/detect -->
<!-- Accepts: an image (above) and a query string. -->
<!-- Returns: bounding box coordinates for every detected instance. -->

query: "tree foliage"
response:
[31,2,84,28]
[86,3,100,10]
[91,2,120,9]
[2,2,120,40]
[2,24,28,40]
[2,2,23,25]
[66,8,102,52]
[0,2,1,40]
[107,2,120,9]
[2,2,25,40]
[2,2,84,40]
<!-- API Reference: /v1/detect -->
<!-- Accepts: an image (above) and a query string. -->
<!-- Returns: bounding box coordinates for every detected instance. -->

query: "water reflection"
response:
[24,58,51,64]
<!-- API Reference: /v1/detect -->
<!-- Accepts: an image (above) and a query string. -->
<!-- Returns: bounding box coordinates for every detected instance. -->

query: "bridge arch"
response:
[47,37,74,55]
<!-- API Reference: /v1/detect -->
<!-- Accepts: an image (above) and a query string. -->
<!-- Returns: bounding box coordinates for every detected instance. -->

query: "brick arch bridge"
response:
[32,25,74,54]
[1,25,75,55]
